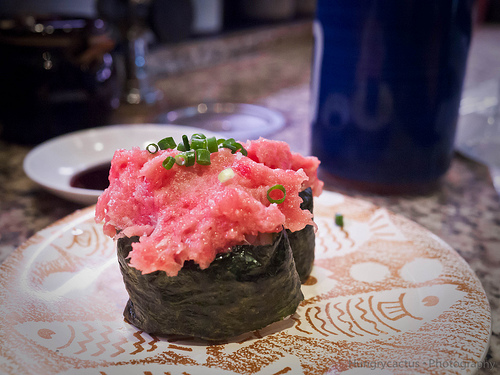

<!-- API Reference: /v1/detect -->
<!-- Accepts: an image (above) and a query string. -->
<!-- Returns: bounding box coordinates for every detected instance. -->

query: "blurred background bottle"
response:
[310,0,474,194]
[0,5,120,144]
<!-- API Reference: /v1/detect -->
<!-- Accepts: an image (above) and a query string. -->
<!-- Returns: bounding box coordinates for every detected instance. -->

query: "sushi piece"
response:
[117,230,302,340]
[244,139,323,283]
[95,135,322,340]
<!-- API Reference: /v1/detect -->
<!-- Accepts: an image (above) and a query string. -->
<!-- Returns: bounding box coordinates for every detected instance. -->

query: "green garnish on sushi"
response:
[146,143,159,154]
[146,133,248,169]
[267,184,286,204]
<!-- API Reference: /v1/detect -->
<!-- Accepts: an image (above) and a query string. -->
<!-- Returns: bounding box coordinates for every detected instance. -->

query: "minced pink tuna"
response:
[244,138,324,196]
[95,139,321,276]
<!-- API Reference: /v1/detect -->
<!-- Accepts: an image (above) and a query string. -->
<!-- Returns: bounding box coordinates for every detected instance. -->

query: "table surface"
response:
[0,22,499,373]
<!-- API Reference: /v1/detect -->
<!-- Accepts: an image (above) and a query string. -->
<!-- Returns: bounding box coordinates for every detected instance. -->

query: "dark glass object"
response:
[0,15,120,144]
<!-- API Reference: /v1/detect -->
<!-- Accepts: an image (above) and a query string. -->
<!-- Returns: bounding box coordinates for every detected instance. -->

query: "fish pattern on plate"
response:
[0,191,491,374]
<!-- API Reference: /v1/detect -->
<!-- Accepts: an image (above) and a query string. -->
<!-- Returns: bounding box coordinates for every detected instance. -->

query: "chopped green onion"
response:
[234,142,248,156]
[218,138,248,155]
[195,148,211,165]
[162,156,175,170]
[335,213,344,227]
[207,136,218,153]
[175,153,186,166]
[182,135,191,151]
[267,184,286,204]
[146,143,159,154]
[222,141,238,153]
[158,137,176,150]
[184,150,195,166]
[218,167,235,183]
[175,151,195,166]
[191,133,206,140]
[151,133,251,171]
[191,138,206,150]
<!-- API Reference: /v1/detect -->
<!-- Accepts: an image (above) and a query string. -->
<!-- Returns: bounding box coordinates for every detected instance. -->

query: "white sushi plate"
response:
[0,191,491,375]
[23,124,216,205]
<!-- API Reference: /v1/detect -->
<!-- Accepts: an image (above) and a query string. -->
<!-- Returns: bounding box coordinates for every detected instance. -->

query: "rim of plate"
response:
[159,103,286,140]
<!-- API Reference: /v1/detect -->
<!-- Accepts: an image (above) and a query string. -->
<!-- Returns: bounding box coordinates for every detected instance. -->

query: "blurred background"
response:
[0,0,499,145]
[0,0,319,144]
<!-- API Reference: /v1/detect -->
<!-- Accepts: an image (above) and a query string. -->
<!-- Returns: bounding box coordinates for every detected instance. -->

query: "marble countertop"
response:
[0,21,499,373]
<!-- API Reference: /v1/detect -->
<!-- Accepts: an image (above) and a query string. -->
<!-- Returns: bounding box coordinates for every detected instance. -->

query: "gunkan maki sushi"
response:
[95,134,323,340]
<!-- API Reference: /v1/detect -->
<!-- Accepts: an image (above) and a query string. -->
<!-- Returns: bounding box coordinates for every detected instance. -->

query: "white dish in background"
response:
[159,103,286,141]
[23,124,214,205]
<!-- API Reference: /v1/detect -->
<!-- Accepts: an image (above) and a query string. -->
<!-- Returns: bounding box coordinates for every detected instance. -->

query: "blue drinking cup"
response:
[310,0,474,193]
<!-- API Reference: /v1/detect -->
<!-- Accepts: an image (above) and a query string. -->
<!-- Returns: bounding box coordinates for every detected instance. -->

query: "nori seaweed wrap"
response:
[117,229,303,341]
[287,187,315,283]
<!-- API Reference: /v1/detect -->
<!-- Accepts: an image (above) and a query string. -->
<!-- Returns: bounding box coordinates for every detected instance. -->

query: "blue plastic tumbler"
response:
[310,0,473,194]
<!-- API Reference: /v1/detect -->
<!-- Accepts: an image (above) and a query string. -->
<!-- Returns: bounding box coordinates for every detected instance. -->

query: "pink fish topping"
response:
[244,138,324,196]
[95,138,322,276]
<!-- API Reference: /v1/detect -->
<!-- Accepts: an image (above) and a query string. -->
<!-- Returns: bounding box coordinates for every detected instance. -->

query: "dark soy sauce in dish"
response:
[70,162,111,190]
